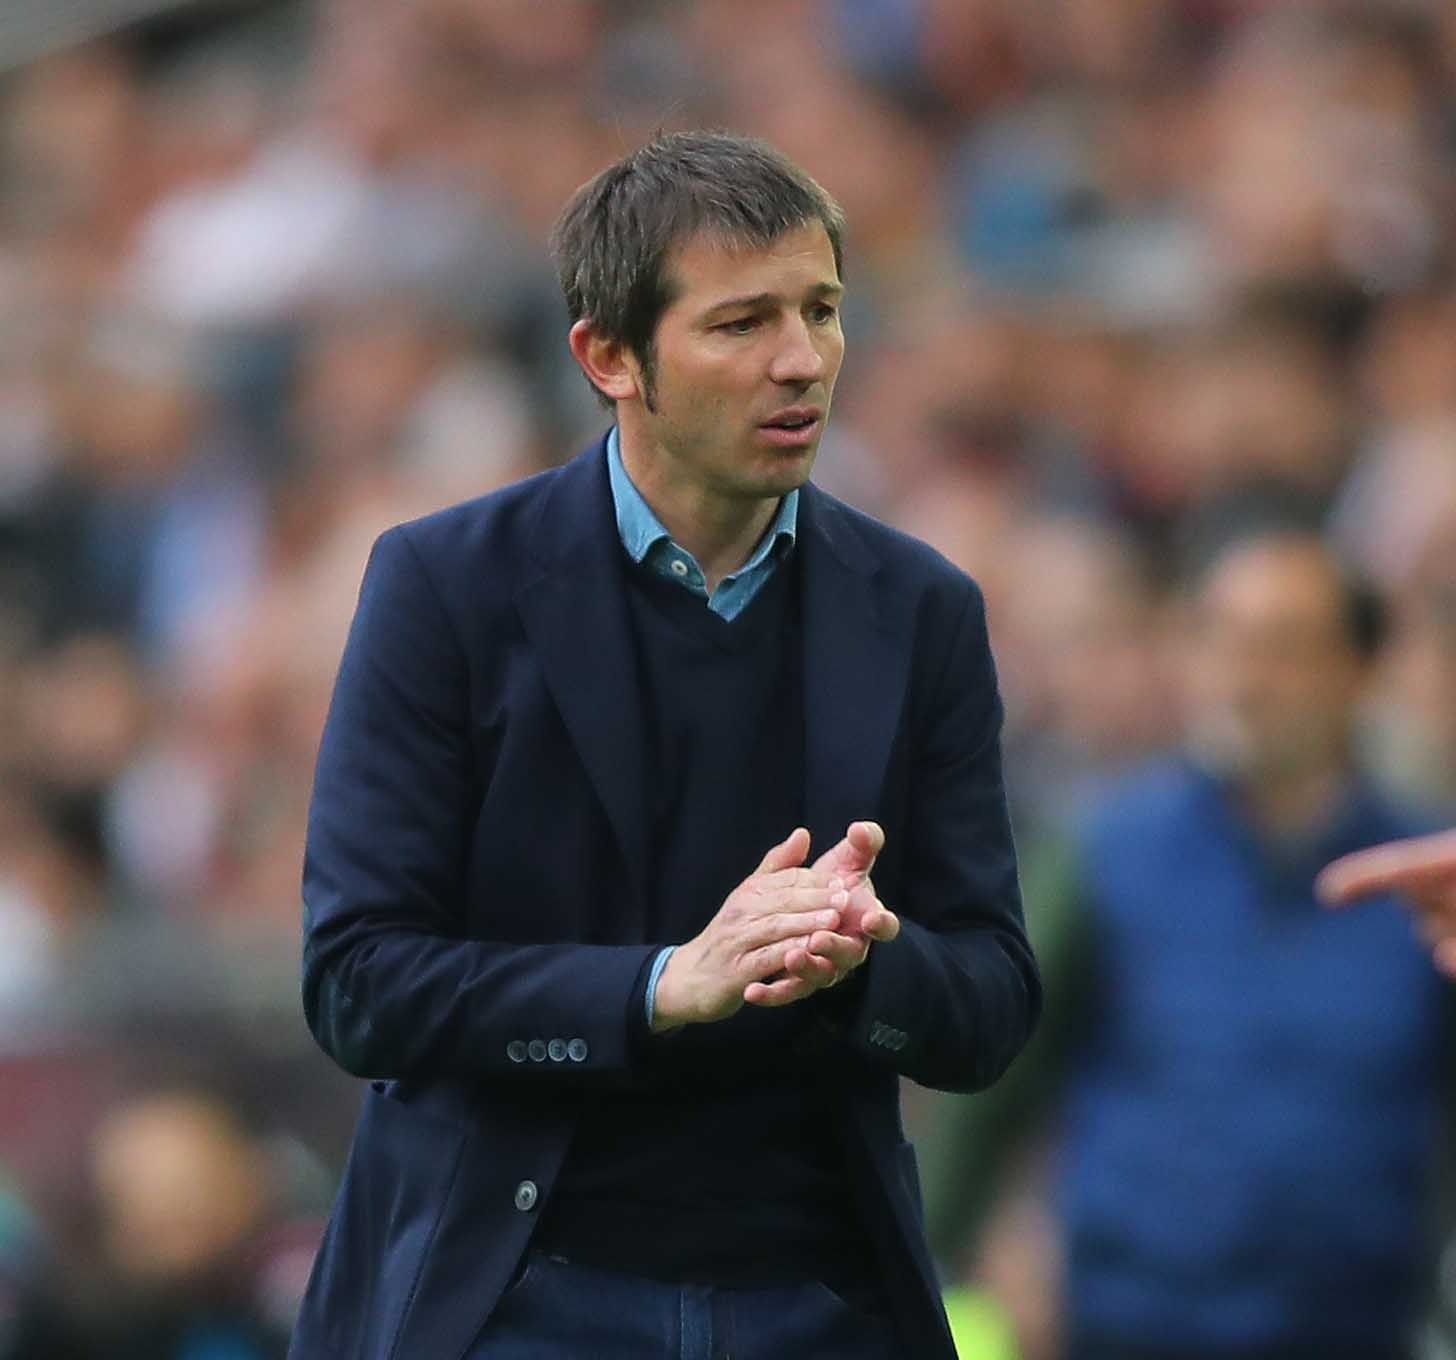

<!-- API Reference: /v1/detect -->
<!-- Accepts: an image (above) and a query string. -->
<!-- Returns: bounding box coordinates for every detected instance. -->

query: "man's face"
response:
[1182,538,1368,786]
[624,221,844,504]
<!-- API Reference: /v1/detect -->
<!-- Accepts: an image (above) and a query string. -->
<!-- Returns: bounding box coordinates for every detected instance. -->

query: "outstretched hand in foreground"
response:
[1317,828,1456,978]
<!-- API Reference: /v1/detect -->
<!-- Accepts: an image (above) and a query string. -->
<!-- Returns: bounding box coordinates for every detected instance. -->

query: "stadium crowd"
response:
[0,0,1454,1356]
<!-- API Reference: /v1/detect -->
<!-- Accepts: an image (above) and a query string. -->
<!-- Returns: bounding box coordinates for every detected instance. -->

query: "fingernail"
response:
[832,889,848,907]
[818,910,837,925]
[830,877,844,892]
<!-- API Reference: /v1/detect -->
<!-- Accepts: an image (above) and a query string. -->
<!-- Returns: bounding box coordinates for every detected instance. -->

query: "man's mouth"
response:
[761,405,822,430]
[759,406,824,446]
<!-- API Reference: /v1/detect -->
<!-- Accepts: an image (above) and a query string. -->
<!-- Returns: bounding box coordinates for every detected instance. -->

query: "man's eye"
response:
[810,304,838,323]
[719,317,759,334]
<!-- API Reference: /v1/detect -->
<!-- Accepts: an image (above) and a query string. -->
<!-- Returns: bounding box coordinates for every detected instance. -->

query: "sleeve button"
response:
[566,1038,589,1062]
[527,1039,548,1063]
[548,1038,567,1062]
[506,1040,527,1063]
[513,1180,538,1212]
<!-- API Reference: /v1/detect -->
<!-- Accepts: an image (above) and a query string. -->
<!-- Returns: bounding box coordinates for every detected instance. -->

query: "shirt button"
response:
[514,1180,538,1212]
[548,1038,567,1062]
[670,559,689,577]
[527,1039,547,1063]
[567,1038,589,1063]
[506,1040,527,1063]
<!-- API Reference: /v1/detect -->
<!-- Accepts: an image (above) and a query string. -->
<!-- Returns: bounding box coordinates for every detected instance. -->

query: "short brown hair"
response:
[550,130,845,406]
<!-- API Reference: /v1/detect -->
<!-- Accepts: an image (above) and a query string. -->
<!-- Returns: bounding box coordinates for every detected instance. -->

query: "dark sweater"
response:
[534,552,876,1294]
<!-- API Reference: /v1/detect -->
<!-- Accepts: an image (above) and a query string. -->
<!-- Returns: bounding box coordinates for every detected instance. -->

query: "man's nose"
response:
[768,320,826,386]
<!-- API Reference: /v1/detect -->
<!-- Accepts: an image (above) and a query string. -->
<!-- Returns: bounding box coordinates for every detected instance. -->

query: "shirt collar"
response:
[605,425,798,570]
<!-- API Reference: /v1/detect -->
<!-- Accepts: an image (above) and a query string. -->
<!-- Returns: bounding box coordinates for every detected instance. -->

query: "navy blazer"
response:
[290,439,1039,1359]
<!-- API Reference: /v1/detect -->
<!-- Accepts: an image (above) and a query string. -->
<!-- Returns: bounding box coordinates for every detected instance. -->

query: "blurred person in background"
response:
[1332,286,1456,596]
[19,309,268,668]
[1357,514,1456,823]
[4,1088,307,1360]
[0,777,111,1032]
[994,513,1177,830]
[1318,509,1456,973]
[921,521,1451,1360]
[916,510,1180,1360]
[1195,6,1446,308]
[1104,301,1354,557]
[292,129,1037,1360]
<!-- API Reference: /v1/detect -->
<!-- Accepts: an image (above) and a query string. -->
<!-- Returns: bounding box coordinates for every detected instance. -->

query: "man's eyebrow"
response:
[701,282,845,317]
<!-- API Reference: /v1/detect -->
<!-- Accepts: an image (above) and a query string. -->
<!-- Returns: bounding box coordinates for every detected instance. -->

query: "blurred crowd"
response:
[1,0,1455,1356]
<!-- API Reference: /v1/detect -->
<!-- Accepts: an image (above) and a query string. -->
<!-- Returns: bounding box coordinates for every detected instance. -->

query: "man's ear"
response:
[568,320,640,403]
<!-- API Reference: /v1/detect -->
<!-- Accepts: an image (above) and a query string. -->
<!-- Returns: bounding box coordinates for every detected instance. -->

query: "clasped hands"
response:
[650,822,901,1034]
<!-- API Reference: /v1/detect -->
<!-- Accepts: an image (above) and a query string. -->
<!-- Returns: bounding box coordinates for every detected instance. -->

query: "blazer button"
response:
[566,1038,588,1063]
[514,1180,538,1212]
[506,1040,527,1063]
[527,1039,548,1063]
[547,1038,567,1062]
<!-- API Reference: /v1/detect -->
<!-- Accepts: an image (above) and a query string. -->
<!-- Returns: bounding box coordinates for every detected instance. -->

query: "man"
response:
[919,523,1450,1360]
[289,131,1039,1359]
[1319,829,1456,975]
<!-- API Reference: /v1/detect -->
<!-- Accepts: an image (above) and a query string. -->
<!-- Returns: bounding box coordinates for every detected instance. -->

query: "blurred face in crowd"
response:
[92,1093,267,1286]
[606,222,845,508]
[1007,519,1173,759]
[1183,537,1369,789]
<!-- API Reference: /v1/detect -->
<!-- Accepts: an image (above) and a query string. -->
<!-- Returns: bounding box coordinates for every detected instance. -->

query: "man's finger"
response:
[744,974,816,1007]
[802,930,869,972]
[784,945,838,982]
[1316,855,1415,906]
[1317,830,1456,906]
[757,866,838,891]
[758,827,812,874]
[862,906,900,942]
[744,934,824,982]
[847,820,885,863]
[812,820,885,880]
[742,905,842,951]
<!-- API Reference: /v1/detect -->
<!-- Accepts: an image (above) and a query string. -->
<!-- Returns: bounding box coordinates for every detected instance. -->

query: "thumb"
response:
[847,820,885,865]
[758,826,811,873]
[817,821,884,876]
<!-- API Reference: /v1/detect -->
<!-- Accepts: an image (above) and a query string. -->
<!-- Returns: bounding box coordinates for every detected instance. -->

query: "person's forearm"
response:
[804,917,1040,1093]
[304,918,659,1083]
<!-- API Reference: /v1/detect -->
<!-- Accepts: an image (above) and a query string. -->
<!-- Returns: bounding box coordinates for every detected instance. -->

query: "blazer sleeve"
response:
[301,527,659,1084]
[829,581,1041,1093]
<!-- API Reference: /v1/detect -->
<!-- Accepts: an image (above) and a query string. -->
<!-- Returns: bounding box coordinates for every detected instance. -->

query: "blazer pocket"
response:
[370,1076,476,1129]
[348,1083,469,1360]
[897,1139,926,1225]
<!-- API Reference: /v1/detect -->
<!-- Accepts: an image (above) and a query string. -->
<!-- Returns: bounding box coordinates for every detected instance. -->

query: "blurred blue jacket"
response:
[1063,757,1449,1353]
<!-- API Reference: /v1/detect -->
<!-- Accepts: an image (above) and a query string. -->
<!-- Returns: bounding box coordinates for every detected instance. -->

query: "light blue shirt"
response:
[606,425,798,622]
[606,426,799,1026]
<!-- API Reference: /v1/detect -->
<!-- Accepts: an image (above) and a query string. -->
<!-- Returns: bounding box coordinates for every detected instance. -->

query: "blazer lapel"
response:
[513,458,909,914]
[514,440,651,921]
[798,485,913,857]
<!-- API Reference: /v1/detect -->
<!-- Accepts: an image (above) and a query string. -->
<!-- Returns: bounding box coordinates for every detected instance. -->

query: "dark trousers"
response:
[468,1252,902,1360]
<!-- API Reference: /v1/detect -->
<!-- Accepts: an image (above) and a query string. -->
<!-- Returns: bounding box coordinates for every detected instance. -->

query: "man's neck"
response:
[618,435,780,593]
[1237,764,1352,846]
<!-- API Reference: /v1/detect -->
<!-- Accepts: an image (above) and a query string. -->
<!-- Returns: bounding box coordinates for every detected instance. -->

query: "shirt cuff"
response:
[643,945,676,1029]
